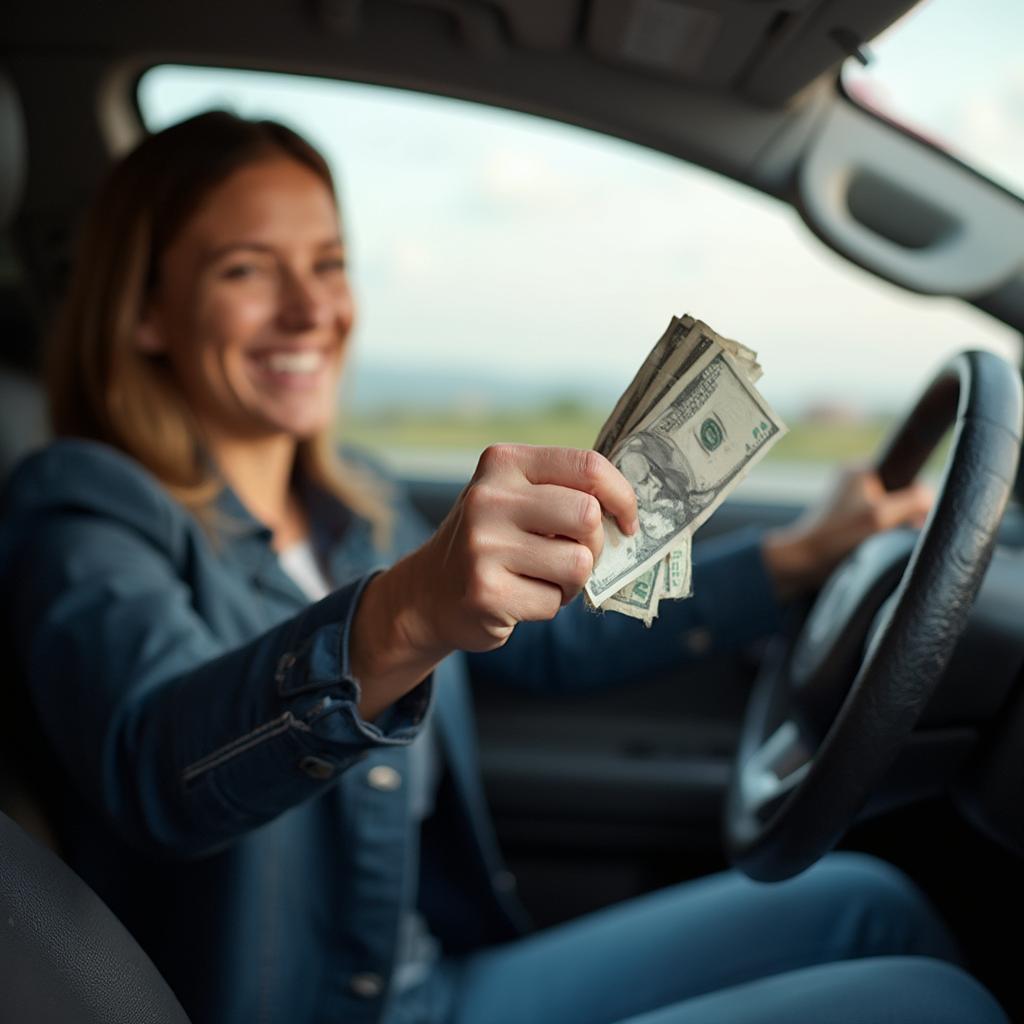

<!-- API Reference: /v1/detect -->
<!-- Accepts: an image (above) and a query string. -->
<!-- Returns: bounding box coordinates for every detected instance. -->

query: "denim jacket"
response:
[0,440,782,1024]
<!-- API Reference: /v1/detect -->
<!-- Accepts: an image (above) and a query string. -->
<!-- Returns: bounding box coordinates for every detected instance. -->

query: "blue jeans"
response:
[389,852,1007,1024]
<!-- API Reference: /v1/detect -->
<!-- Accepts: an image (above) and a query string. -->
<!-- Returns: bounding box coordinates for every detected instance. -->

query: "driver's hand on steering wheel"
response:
[761,466,933,598]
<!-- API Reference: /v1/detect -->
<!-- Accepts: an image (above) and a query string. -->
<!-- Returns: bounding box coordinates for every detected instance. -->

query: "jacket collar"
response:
[210,469,371,604]
[210,485,301,605]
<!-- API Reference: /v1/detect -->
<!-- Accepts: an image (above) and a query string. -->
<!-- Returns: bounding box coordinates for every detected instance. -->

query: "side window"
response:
[138,66,1020,499]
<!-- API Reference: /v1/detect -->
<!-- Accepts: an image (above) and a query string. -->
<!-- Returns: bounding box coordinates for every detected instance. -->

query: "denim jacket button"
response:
[366,765,402,792]
[298,756,335,780]
[349,972,384,998]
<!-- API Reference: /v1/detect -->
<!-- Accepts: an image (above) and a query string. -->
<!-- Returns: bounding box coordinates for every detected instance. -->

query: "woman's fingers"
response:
[874,481,933,531]
[508,483,605,557]
[404,444,640,656]
[476,444,638,537]
[503,574,570,620]
[455,492,597,604]
[502,534,596,606]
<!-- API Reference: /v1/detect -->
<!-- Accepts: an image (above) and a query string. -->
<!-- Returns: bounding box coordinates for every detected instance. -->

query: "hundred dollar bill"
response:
[616,322,761,443]
[602,539,691,625]
[594,315,695,458]
[588,315,778,621]
[602,560,663,622]
[659,543,692,599]
[587,339,786,609]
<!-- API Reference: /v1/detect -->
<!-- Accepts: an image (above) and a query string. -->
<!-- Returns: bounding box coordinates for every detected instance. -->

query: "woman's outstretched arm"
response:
[1,442,430,860]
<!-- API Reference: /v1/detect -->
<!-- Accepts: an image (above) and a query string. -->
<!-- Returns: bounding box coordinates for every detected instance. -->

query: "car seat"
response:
[0,64,191,1024]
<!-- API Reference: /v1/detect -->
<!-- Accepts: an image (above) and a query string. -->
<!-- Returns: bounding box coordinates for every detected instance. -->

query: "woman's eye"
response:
[316,257,347,274]
[221,263,260,280]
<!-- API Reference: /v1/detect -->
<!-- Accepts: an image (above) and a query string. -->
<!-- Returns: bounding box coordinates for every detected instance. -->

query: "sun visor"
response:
[797,97,1024,310]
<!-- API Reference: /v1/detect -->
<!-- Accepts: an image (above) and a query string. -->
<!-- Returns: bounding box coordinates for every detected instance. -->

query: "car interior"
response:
[3,0,1024,1021]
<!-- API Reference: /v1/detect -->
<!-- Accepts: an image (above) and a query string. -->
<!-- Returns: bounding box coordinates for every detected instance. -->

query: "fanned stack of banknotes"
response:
[584,315,787,624]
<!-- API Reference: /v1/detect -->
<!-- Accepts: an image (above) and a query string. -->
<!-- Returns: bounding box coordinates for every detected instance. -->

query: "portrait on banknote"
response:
[615,432,708,548]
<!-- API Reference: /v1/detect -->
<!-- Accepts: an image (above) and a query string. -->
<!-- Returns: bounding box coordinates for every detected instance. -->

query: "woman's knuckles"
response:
[461,524,495,564]
[463,566,505,617]
[578,492,602,534]
[461,480,504,521]
[574,448,606,491]
[567,543,594,588]
[475,442,523,478]
[518,585,563,623]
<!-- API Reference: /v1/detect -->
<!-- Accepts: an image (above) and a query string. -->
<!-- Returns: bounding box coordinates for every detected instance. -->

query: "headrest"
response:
[0,71,26,230]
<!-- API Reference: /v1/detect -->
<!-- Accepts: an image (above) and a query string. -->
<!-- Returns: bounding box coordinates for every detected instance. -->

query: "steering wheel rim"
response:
[725,349,1023,882]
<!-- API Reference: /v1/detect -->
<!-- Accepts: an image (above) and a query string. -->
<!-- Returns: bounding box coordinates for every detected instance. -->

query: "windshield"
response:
[843,0,1024,198]
[139,66,1019,498]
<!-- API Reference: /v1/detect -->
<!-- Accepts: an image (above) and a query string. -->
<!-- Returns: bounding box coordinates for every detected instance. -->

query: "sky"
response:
[138,0,1022,418]
[844,0,1024,197]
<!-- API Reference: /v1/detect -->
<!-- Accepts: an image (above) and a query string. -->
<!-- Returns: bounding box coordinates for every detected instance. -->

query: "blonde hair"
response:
[47,110,392,545]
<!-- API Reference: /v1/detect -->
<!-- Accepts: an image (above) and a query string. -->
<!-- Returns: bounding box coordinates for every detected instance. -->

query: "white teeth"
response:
[263,351,324,374]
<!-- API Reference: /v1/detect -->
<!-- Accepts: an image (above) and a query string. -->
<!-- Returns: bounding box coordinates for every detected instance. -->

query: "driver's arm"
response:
[762,467,931,597]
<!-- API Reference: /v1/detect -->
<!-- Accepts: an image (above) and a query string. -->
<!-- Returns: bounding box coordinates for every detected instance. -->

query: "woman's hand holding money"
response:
[351,445,638,719]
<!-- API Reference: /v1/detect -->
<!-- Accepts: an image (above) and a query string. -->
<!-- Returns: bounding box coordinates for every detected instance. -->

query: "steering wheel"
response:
[725,350,1023,882]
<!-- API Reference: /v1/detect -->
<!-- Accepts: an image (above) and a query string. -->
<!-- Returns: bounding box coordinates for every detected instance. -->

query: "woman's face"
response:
[139,156,353,442]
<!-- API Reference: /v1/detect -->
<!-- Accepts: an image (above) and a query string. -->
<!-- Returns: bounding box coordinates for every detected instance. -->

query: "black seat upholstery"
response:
[0,66,191,1024]
[0,811,191,1024]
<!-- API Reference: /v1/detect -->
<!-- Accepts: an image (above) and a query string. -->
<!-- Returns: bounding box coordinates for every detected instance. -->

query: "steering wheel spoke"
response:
[739,720,813,821]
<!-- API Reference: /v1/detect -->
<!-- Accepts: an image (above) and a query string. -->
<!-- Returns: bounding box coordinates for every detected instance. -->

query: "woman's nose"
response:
[276,269,330,332]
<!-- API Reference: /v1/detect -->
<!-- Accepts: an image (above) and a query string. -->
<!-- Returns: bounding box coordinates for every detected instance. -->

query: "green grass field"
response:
[339,407,895,464]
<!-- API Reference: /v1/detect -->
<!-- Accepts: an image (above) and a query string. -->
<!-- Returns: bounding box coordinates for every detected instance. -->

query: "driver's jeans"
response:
[386,852,1008,1024]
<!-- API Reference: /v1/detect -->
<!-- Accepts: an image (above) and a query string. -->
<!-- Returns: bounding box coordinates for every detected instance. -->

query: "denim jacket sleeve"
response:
[0,442,431,860]
[468,527,784,692]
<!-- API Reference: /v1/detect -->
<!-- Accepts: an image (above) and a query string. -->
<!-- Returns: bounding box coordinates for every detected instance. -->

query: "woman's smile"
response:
[248,345,336,392]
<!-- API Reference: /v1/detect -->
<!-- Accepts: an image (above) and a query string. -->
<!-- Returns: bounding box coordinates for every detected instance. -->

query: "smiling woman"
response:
[132,157,356,546]
[47,111,391,541]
